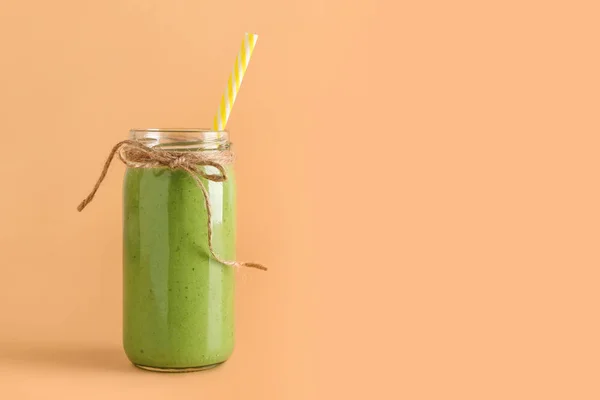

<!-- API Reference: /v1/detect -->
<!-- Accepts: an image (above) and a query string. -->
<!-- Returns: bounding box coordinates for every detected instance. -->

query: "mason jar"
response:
[122,129,236,372]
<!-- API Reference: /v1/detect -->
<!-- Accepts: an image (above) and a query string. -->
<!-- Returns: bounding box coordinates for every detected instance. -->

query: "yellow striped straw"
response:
[213,33,259,132]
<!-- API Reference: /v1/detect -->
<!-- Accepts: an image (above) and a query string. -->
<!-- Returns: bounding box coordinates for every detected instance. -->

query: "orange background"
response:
[1,0,599,398]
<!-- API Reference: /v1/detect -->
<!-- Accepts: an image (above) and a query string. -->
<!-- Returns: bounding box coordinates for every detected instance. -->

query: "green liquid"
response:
[123,166,235,369]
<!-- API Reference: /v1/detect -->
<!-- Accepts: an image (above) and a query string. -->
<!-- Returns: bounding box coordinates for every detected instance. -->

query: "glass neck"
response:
[129,128,230,151]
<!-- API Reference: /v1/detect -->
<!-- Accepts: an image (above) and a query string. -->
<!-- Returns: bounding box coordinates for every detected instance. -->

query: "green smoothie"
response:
[123,165,236,370]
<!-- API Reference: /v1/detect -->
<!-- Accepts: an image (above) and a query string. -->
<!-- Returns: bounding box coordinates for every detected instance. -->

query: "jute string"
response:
[77,140,266,271]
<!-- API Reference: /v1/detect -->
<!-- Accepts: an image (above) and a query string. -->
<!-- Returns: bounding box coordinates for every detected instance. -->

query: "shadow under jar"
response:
[122,129,236,372]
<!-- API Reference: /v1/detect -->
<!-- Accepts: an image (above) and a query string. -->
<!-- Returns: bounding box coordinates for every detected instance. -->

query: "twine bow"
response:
[77,140,266,271]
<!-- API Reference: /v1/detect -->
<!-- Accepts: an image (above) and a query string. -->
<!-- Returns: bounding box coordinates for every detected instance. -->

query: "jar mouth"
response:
[130,128,225,132]
[129,128,229,150]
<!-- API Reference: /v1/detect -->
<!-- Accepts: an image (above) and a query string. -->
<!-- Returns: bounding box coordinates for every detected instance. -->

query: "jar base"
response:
[133,362,224,373]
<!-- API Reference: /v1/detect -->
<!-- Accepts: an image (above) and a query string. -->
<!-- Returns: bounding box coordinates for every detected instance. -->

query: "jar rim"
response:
[130,128,227,133]
[129,128,230,150]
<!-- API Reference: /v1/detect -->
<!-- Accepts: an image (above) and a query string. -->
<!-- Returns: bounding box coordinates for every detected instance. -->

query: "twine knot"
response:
[169,156,188,169]
[77,140,266,271]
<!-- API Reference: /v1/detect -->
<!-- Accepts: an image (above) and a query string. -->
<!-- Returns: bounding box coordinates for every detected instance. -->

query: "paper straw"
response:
[213,33,259,131]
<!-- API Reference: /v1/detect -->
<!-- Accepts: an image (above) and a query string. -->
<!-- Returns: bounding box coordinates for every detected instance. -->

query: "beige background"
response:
[1,0,599,398]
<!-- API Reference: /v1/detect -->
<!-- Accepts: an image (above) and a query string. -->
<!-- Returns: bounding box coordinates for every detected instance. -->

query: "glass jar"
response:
[122,129,236,372]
